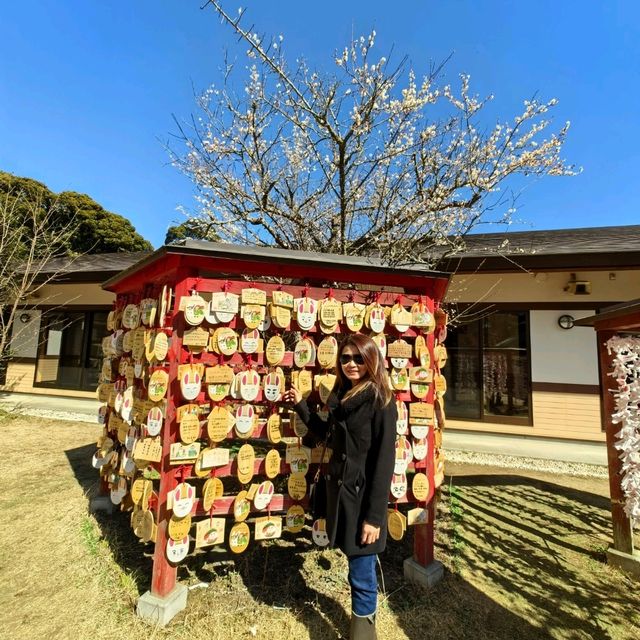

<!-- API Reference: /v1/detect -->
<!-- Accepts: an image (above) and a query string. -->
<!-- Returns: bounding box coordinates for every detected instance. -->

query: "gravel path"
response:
[1,406,96,423]
[445,448,608,478]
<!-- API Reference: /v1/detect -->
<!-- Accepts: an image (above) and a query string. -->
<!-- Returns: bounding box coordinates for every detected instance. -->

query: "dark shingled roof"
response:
[438,224,640,271]
[102,239,451,291]
[455,225,640,256]
[33,251,151,282]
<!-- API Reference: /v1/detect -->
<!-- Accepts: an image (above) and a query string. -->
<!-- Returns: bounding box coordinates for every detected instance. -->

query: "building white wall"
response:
[529,310,599,385]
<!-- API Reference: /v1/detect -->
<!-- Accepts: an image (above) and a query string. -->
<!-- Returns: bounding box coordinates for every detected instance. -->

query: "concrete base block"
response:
[403,558,445,588]
[89,495,114,514]
[607,547,640,580]
[137,584,188,626]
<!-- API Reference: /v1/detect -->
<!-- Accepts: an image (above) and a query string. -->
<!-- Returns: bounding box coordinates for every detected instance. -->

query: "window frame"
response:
[444,309,533,426]
[33,307,109,392]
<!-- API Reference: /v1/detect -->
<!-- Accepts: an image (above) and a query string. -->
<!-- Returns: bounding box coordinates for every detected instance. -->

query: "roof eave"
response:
[575,298,640,329]
[102,241,451,291]
[438,251,640,273]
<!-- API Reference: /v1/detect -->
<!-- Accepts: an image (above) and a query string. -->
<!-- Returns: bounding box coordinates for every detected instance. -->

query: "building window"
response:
[443,311,531,424]
[34,310,108,391]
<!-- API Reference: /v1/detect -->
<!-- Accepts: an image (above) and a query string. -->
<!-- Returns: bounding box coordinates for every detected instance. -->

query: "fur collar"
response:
[339,384,376,412]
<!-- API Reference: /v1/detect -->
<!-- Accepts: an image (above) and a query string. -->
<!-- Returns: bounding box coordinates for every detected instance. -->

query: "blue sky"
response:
[1,1,638,248]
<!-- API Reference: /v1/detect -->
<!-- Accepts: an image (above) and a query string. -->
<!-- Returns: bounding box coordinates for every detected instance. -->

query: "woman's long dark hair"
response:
[336,333,392,408]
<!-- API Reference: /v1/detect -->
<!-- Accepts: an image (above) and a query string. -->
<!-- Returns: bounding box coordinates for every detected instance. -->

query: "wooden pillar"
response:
[412,501,435,566]
[597,329,635,555]
[413,295,437,567]
[150,268,191,597]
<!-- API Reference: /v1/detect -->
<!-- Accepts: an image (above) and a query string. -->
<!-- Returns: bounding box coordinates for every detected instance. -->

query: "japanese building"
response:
[4,224,640,443]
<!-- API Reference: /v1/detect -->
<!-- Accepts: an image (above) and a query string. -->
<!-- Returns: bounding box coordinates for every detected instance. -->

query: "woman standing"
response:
[283,333,397,640]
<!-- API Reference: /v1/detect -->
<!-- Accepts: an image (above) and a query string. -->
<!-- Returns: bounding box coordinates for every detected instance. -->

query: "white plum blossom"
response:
[170,1,577,265]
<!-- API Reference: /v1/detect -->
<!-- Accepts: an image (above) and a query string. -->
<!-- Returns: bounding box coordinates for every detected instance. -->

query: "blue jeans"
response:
[347,554,378,616]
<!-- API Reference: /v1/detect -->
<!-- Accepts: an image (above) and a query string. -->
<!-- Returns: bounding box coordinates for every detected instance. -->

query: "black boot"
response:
[349,612,377,640]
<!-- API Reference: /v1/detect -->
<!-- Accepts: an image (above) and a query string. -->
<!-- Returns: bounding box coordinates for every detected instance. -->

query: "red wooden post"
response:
[150,268,192,597]
[597,329,635,555]
[412,294,437,567]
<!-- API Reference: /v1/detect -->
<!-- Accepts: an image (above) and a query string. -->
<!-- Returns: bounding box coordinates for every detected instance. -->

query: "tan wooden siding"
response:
[447,390,605,442]
[1,362,95,399]
[1,362,35,393]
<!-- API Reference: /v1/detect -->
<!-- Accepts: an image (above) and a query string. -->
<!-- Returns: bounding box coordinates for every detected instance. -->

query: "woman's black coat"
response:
[294,386,397,557]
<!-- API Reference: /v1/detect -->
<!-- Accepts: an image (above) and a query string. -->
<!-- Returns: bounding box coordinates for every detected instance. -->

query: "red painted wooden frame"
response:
[104,247,449,599]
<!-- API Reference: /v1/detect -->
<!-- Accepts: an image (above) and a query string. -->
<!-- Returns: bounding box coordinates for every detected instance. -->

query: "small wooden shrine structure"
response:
[97,241,451,623]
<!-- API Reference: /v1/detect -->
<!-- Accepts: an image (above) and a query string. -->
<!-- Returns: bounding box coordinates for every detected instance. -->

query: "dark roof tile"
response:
[453,225,640,257]
[37,251,151,275]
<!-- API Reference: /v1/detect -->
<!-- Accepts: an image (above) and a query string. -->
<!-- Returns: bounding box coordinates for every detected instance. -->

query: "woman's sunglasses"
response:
[339,353,365,365]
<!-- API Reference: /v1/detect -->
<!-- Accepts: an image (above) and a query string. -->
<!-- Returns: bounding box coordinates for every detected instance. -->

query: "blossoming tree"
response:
[171,1,575,266]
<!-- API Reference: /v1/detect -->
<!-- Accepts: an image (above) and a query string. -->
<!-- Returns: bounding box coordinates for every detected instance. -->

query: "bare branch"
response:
[171,11,576,267]
[0,190,81,363]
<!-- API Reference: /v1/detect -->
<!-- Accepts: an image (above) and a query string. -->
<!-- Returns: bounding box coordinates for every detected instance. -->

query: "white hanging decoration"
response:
[606,335,640,527]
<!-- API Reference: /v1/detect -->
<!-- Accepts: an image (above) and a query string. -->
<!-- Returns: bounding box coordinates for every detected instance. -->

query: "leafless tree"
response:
[170,1,576,267]
[0,190,79,366]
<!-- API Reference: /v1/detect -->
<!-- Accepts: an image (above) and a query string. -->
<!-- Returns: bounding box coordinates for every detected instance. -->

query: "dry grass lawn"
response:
[0,413,639,640]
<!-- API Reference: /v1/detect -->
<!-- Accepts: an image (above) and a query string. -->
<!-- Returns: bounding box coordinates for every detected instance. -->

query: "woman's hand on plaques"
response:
[282,384,302,405]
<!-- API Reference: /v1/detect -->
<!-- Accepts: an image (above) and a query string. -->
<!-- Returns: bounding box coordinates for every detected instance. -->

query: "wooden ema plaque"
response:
[195,517,225,548]
[207,406,234,442]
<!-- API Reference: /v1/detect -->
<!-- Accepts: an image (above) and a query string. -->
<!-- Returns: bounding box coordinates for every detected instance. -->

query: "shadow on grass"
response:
[64,445,631,639]
[386,472,636,640]
[66,442,101,497]
[380,546,554,640]
[65,442,346,638]
[65,442,154,592]
[194,541,350,639]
